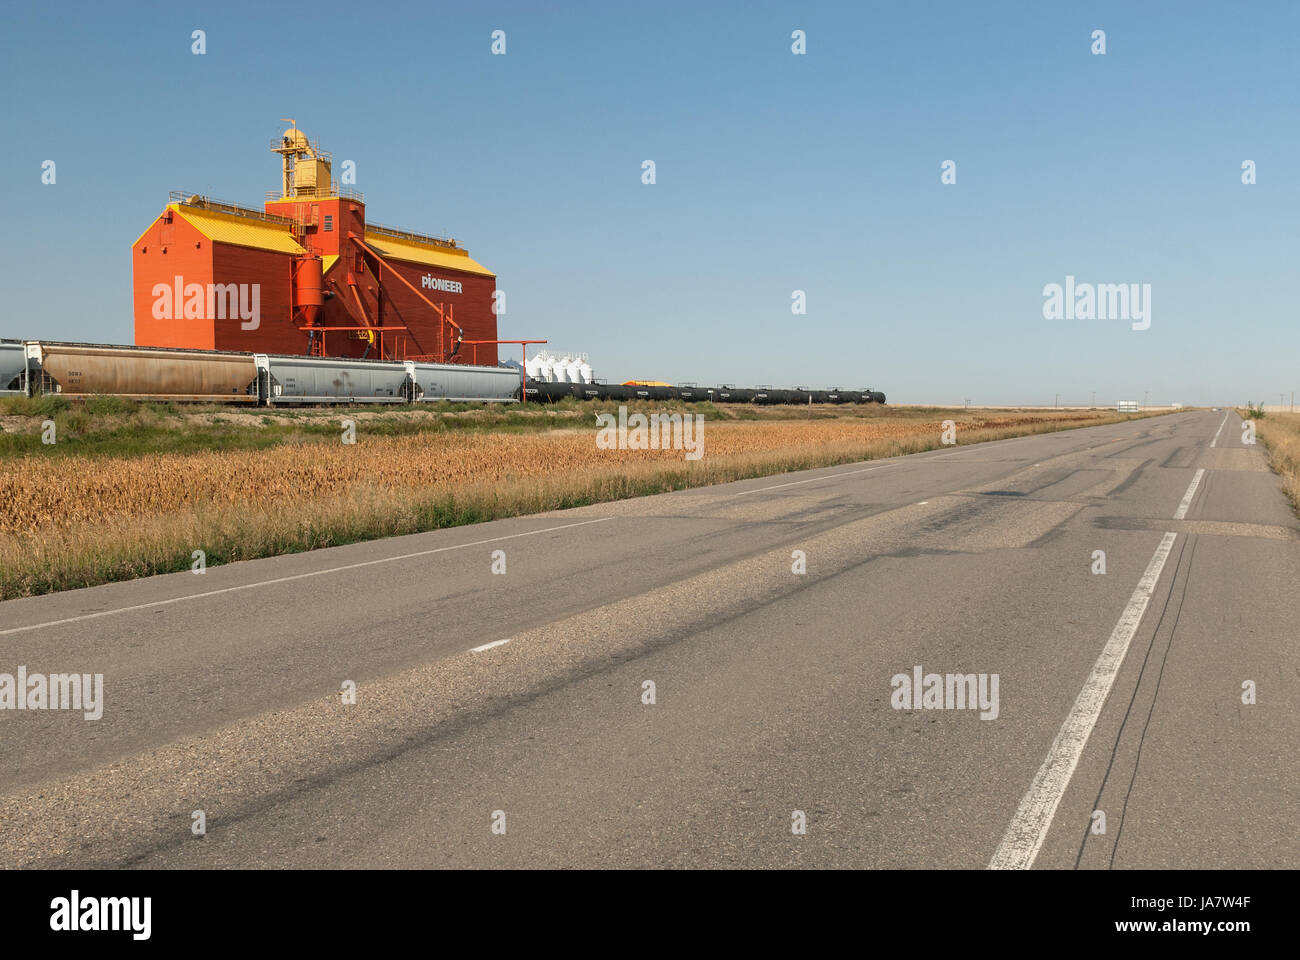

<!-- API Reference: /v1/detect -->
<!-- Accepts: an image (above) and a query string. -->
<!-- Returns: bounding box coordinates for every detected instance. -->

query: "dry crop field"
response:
[1252,410,1300,512]
[0,404,1162,598]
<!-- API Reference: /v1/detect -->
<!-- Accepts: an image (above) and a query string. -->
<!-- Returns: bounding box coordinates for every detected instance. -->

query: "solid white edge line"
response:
[729,462,895,496]
[0,517,614,638]
[471,638,512,653]
[1173,468,1205,520]
[988,531,1178,870]
[1210,411,1229,448]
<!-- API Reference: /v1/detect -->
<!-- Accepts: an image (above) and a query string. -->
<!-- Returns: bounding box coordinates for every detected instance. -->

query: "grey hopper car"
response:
[257,355,410,405]
[408,361,521,403]
[1,340,27,395]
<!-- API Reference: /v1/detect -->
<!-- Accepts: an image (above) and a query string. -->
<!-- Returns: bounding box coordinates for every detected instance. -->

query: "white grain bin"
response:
[576,359,593,383]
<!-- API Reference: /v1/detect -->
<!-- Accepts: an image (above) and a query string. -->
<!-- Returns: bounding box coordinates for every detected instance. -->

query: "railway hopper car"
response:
[257,355,410,405]
[408,361,521,403]
[1,340,27,395]
[26,342,259,402]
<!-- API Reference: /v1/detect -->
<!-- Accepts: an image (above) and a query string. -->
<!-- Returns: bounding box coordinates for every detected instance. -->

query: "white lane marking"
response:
[1173,468,1205,520]
[1209,411,1229,448]
[989,531,1178,870]
[729,462,894,496]
[471,638,512,653]
[0,517,614,638]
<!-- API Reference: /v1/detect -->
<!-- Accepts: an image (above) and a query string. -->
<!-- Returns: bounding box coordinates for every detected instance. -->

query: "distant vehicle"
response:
[1172,403,1183,409]
[1117,400,1140,412]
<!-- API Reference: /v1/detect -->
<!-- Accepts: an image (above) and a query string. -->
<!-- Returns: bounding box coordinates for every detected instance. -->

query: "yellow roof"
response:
[362,232,495,277]
[171,204,305,255]
[321,254,339,276]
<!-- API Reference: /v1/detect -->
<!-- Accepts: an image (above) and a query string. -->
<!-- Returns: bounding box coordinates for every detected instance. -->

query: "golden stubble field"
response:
[4,413,1097,534]
[1253,412,1300,511]
[0,408,1154,597]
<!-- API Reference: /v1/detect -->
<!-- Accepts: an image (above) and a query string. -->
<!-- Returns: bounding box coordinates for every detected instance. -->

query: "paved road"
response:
[1,409,1296,868]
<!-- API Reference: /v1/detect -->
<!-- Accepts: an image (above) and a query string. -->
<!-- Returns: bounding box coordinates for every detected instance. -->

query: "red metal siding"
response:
[264,197,365,259]
[132,214,216,349]
[210,244,300,354]
[317,254,497,364]
[372,258,497,366]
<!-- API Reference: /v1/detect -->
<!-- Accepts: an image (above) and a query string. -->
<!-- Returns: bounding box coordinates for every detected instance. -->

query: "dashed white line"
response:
[1210,411,1230,448]
[1173,468,1205,520]
[989,531,1179,870]
[471,638,512,653]
[0,517,614,638]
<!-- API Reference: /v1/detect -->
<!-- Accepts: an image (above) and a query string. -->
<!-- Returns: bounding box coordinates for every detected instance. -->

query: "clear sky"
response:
[1,1,1295,405]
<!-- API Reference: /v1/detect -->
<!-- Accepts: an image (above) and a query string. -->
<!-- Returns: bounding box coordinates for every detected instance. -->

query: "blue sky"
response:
[1,0,1295,405]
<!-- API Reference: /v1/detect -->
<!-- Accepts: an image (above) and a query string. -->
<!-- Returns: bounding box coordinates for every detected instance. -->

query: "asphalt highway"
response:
[1,409,1296,868]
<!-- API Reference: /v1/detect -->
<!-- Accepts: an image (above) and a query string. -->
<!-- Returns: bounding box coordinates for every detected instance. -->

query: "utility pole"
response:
[1055,393,1059,408]
[964,398,970,410]
[1091,391,1096,407]
[1143,390,1150,407]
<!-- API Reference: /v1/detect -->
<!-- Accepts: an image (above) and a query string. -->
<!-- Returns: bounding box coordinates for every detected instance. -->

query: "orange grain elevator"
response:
[132,124,499,365]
